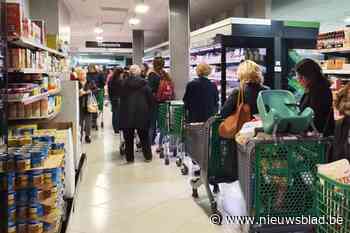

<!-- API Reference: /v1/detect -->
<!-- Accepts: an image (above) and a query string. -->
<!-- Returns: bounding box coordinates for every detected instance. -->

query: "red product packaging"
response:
[22,18,31,39]
[6,3,22,37]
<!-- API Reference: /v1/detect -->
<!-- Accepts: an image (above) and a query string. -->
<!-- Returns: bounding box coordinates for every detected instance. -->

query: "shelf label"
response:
[274,66,282,72]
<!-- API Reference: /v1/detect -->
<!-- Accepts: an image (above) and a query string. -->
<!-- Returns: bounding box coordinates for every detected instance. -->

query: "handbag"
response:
[219,87,252,139]
[87,93,98,113]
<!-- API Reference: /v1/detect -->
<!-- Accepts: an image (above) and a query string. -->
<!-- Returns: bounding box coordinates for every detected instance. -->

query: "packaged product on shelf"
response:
[28,187,44,202]
[40,100,48,118]
[8,221,16,233]
[0,154,6,172]
[16,172,29,189]
[8,190,16,206]
[16,189,28,204]
[30,151,45,168]
[31,21,42,44]
[6,2,22,37]
[15,152,31,171]
[17,204,28,220]
[8,205,16,222]
[30,170,44,187]
[28,220,43,233]
[48,96,55,114]
[17,220,27,233]
[22,17,32,39]
[32,101,41,117]
[7,155,16,172]
[25,103,33,118]
[32,20,47,45]
[29,203,44,220]
[18,103,25,118]
[9,103,18,119]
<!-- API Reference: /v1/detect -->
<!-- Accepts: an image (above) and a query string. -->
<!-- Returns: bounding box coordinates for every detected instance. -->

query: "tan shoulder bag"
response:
[219,87,252,139]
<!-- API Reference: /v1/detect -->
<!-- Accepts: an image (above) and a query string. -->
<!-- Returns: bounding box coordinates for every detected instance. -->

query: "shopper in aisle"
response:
[77,68,97,144]
[296,58,335,137]
[183,63,219,123]
[119,65,154,163]
[141,63,149,79]
[334,83,350,160]
[108,68,124,134]
[87,64,105,130]
[147,56,174,147]
[221,60,269,118]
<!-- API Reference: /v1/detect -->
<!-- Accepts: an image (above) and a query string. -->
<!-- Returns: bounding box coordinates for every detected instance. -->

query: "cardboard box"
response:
[7,3,22,37]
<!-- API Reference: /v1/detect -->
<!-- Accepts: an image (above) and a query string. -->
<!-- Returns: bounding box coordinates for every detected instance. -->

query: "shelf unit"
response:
[8,92,49,105]
[8,37,67,58]
[318,47,350,54]
[8,109,60,121]
[8,68,48,74]
[323,69,350,75]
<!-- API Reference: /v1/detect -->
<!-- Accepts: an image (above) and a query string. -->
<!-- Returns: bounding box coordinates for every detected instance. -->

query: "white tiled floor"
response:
[67,109,241,233]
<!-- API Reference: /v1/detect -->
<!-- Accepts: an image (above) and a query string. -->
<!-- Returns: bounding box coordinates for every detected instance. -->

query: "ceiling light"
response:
[94,27,103,34]
[129,17,140,25]
[96,36,103,42]
[345,17,350,23]
[135,3,149,14]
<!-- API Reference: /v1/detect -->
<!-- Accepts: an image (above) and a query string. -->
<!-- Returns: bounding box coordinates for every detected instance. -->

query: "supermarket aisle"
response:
[67,108,240,233]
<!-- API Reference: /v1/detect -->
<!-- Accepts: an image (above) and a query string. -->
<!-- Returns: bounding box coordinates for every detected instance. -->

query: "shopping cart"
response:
[96,88,105,128]
[158,102,171,165]
[186,116,237,223]
[316,172,350,233]
[237,134,332,232]
[169,101,186,170]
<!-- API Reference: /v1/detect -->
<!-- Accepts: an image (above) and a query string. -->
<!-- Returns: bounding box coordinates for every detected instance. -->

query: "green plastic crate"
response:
[253,141,327,218]
[158,103,169,133]
[317,173,350,233]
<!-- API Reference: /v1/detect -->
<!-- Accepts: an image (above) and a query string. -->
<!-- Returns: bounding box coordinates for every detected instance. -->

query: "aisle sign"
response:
[85,41,132,49]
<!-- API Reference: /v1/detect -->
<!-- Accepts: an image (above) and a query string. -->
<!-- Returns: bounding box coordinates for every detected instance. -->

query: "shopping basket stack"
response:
[316,171,350,233]
[238,136,332,232]
[186,116,237,222]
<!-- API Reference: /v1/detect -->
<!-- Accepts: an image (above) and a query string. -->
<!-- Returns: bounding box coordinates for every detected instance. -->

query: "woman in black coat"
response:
[119,65,154,163]
[183,63,219,123]
[296,58,335,137]
[108,68,124,134]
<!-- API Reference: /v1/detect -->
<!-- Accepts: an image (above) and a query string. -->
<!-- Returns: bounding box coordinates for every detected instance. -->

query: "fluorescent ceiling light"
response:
[135,3,149,14]
[94,27,103,34]
[129,17,140,25]
[345,17,350,23]
[96,36,103,42]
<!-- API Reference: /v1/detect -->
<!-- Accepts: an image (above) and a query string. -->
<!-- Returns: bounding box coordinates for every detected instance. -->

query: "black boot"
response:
[85,136,92,144]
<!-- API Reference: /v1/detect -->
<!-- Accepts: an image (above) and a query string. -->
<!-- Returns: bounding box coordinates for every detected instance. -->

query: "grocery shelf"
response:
[8,92,49,105]
[8,37,67,58]
[8,67,47,74]
[33,153,65,171]
[318,47,350,54]
[8,109,60,120]
[323,69,350,75]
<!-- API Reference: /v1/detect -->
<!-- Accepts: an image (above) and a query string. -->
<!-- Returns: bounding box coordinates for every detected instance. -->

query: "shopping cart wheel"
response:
[176,158,182,167]
[165,157,170,165]
[192,188,198,198]
[213,184,220,194]
[101,122,104,128]
[181,165,188,175]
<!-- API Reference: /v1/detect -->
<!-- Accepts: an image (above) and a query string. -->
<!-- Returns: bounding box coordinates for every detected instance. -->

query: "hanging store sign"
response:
[85,41,132,49]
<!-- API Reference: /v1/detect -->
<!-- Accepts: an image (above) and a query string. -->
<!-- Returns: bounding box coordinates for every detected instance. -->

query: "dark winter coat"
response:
[299,80,335,136]
[221,83,269,118]
[87,72,105,90]
[108,75,124,110]
[119,76,154,129]
[183,77,219,123]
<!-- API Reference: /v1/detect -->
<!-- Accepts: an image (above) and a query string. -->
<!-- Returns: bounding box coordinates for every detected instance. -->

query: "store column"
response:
[169,0,190,99]
[132,30,144,66]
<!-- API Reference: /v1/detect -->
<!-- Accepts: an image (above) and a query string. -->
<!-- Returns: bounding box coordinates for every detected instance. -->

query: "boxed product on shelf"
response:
[317,28,350,49]
[6,2,23,38]
[31,21,42,45]
[32,20,47,46]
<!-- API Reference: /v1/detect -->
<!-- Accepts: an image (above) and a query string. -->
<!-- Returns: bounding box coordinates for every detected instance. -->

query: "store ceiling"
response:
[63,0,242,51]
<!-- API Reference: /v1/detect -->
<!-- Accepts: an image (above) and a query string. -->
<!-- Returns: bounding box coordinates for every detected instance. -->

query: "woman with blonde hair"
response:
[221,60,269,118]
[183,63,219,123]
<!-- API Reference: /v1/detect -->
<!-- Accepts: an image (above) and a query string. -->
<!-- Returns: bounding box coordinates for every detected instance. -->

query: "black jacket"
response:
[183,77,219,123]
[300,80,335,136]
[119,76,154,129]
[221,83,269,118]
[87,72,105,90]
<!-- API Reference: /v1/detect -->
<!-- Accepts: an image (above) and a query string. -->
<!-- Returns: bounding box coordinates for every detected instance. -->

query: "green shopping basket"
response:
[169,101,185,138]
[96,89,105,112]
[316,173,350,233]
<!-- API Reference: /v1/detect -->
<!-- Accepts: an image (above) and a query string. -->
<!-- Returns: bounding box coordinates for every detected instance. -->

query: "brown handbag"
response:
[219,87,252,139]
